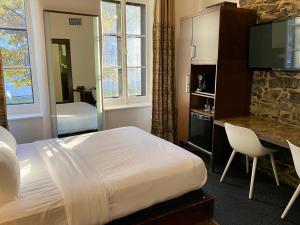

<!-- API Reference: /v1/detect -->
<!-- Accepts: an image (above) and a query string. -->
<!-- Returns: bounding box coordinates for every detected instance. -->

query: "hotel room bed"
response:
[56,102,98,136]
[0,127,207,225]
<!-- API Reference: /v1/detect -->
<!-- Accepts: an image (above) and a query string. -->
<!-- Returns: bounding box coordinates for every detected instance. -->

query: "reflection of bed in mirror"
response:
[56,102,98,137]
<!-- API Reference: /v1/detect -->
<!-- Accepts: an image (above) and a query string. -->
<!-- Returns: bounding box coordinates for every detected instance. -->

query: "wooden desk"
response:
[214,116,300,148]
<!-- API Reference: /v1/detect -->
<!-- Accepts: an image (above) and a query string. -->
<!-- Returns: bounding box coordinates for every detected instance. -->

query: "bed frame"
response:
[107,190,214,225]
[58,129,98,138]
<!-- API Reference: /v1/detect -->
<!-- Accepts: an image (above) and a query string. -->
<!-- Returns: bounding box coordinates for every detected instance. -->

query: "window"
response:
[0,0,34,105]
[101,0,148,107]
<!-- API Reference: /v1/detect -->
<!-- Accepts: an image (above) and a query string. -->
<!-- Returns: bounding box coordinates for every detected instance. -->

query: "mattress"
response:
[0,127,207,225]
[56,102,98,135]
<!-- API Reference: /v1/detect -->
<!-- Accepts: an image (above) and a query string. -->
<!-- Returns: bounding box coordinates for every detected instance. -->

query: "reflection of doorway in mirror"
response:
[51,39,73,104]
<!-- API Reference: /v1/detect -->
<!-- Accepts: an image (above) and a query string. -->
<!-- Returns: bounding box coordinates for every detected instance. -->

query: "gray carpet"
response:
[199,156,300,225]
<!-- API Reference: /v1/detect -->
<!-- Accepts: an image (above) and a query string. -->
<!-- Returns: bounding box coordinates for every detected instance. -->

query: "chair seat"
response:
[245,147,277,157]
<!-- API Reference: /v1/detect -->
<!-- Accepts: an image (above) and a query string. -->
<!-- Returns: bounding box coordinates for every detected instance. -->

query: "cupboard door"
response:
[192,10,220,63]
[177,18,193,143]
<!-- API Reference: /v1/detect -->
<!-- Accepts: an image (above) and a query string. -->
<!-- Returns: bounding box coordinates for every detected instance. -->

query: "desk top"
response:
[214,116,300,148]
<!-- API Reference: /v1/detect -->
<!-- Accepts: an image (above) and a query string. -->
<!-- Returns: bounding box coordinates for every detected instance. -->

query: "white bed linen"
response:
[56,102,98,135]
[0,127,207,225]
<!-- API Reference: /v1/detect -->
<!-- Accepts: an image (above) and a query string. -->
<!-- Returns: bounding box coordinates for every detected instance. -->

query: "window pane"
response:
[127,37,146,67]
[102,68,122,98]
[127,68,146,97]
[4,68,33,104]
[103,35,121,67]
[126,4,145,35]
[0,0,26,27]
[101,1,121,34]
[0,29,30,67]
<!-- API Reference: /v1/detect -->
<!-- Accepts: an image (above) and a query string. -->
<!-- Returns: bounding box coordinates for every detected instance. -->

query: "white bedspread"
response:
[0,127,207,225]
[56,102,98,135]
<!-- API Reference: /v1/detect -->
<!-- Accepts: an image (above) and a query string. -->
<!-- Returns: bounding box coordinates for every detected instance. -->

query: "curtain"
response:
[0,52,8,129]
[151,0,176,142]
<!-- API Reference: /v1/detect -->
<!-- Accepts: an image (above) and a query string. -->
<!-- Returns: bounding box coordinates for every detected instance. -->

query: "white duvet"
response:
[56,102,98,135]
[0,127,207,225]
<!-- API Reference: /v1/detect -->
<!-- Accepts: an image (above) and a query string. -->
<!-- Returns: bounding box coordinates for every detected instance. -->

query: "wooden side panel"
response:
[177,18,193,143]
[214,60,253,119]
[214,8,257,120]
[108,190,214,225]
[218,7,257,61]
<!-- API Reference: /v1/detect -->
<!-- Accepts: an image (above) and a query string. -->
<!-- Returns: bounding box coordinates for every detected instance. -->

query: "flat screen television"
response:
[248,17,300,71]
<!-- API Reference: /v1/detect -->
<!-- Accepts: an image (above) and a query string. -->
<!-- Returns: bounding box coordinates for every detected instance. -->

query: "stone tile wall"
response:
[239,0,300,187]
[240,0,300,126]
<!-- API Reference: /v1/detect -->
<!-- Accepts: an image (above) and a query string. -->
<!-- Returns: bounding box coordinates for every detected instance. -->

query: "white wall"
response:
[105,106,152,132]
[8,0,52,144]
[41,0,100,16]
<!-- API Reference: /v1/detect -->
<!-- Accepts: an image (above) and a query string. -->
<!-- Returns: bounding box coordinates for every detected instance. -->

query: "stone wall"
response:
[239,0,300,187]
[240,0,300,126]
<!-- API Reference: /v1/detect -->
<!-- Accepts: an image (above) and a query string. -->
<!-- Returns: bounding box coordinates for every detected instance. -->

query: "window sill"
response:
[8,113,43,121]
[104,103,151,111]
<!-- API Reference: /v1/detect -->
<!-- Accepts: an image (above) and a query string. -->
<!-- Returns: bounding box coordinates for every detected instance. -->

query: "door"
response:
[177,18,193,143]
[51,39,74,103]
[192,9,220,64]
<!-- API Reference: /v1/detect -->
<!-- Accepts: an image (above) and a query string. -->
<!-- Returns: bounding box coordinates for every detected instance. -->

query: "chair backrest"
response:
[288,141,300,178]
[225,123,263,156]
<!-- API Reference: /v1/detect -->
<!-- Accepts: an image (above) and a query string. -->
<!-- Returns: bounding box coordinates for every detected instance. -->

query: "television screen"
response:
[248,17,300,71]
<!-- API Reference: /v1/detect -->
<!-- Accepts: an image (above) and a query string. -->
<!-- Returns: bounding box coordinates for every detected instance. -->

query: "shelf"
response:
[191,108,214,117]
[191,92,215,99]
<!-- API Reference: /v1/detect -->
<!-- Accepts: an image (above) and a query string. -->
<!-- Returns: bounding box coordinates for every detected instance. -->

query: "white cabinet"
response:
[192,9,220,64]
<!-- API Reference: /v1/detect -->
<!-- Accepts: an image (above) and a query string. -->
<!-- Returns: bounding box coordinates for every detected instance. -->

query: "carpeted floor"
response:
[199,155,300,225]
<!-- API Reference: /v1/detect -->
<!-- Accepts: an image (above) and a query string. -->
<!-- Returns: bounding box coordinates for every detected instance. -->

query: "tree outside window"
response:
[0,0,34,105]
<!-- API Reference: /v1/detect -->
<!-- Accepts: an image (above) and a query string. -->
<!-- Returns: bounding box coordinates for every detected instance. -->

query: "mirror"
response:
[44,11,103,138]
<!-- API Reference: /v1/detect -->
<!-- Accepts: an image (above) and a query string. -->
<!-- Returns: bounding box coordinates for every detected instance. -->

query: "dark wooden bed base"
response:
[107,190,214,225]
[58,129,98,138]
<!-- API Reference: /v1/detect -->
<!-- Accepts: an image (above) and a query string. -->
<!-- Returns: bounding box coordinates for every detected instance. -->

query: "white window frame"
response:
[101,0,151,109]
[4,0,42,117]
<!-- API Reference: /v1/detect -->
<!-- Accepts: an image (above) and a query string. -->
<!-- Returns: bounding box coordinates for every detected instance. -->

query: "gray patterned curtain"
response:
[151,0,176,142]
[0,52,8,129]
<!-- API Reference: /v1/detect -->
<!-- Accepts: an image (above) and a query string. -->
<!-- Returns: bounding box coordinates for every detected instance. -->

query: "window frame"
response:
[1,0,41,116]
[101,0,151,109]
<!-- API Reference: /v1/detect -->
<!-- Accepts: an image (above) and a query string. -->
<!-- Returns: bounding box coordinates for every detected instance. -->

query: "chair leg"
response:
[281,184,300,219]
[246,155,249,174]
[270,153,280,186]
[220,150,236,183]
[249,157,257,199]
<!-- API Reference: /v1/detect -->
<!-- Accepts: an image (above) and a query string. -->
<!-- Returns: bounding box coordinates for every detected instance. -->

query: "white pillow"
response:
[0,126,17,154]
[0,127,20,203]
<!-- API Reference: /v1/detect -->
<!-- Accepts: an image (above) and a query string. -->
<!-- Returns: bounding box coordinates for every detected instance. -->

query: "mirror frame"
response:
[44,10,104,138]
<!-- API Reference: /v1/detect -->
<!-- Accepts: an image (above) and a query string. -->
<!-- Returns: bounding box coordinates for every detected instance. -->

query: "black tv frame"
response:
[247,16,300,72]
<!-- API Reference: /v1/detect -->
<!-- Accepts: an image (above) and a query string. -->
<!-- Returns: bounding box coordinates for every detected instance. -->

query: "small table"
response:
[214,116,300,148]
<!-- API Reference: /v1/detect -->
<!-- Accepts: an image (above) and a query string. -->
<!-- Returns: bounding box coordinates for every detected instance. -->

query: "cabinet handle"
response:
[186,75,190,93]
[191,45,196,59]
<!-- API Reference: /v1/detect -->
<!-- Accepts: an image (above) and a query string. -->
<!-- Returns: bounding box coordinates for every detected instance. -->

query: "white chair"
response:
[281,141,300,219]
[220,123,280,199]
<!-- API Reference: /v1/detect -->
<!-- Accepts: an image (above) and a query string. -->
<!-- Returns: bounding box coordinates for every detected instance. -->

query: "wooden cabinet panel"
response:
[177,18,193,143]
[192,9,220,64]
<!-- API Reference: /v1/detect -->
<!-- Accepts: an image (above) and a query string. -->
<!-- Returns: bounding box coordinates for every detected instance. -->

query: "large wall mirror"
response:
[44,11,103,138]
